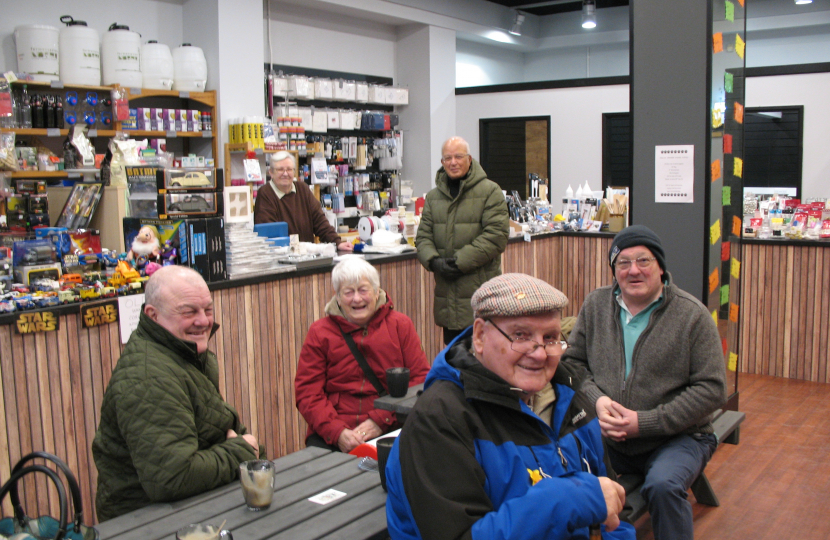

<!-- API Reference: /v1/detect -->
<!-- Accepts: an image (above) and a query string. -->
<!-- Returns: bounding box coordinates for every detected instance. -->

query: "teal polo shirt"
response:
[615,287,664,378]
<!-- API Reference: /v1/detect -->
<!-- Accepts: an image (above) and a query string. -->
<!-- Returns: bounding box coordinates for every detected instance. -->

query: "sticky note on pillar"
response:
[725,72,733,93]
[723,133,733,154]
[731,257,741,279]
[712,310,719,325]
[732,215,741,236]
[711,159,721,182]
[725,1,735,21]
[720,284,730,305]
[709,267,720,294]
[729,302,739,323]
[736,34,745,59]
[721,241,730,261]
[710,219,721,244]
[728,352,738,371]
[713,33,723,53]
[723,186,731,205]
[734,102,744,124]
[733,156,743,178]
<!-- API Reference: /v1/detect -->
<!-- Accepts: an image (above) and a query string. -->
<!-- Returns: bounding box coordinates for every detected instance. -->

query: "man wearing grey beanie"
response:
[562,225,727,540]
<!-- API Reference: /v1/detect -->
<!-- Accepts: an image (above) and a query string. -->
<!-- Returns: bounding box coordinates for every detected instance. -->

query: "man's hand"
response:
[596,397,639,441]
[354,419,382,441]
[429,258,463,280]
[337,241,354,252]
[337,428,364,453]
[598,477,626,532]
[227,429,259,457]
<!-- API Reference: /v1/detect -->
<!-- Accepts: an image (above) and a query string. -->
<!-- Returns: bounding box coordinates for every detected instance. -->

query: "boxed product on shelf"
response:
[14,179,46,195]
[182,217,227,282]
[158,191,222,218]
[123,217,189,266]
[157,167,220,191]
[122,108,138,130]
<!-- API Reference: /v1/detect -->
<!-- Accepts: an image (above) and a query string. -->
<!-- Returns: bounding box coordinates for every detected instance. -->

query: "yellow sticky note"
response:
[712,310,719,325]
[728,352,738,371]
[710,219,721,245]
[731,257,741,279]
[711,159,721,182]
[736,34,745,59]
[713,33,723,53]
[709,267,720,294]
[733,156,743,178]
[725,1,735,22]
[720,284,730,306]
[729,302,739,323]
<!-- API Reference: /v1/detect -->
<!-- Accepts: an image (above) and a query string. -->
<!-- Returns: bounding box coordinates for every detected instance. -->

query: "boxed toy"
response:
[158,192,222,218]
[123,217,188,267]
[181,217,227,282]
[156,167,220,191]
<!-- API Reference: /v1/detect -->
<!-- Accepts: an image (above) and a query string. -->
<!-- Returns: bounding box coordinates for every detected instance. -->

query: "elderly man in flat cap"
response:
[562,225,726,540]
[385,273,634,540]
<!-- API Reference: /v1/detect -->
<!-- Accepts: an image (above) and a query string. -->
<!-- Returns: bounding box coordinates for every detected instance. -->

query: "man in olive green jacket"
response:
[416,136,510,345]
[92,266,263,522]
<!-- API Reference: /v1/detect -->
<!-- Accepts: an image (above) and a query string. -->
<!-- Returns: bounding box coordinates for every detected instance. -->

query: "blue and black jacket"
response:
[385,329,636,540]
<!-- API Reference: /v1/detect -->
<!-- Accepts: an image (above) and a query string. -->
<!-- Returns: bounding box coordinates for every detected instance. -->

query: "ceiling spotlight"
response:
[582,0,597,29]
[509,11,525,36]
[794,0,813,4]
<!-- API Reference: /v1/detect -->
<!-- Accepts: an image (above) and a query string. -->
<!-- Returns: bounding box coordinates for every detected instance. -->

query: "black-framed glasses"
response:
[615,256,656,270]
[486,319,567,356]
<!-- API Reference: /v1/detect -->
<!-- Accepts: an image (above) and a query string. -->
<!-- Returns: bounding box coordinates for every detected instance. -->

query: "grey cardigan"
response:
[562,273,727,456]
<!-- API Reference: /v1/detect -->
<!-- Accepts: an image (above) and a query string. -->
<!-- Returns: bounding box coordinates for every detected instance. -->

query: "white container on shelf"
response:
[140,40,174,90]
[14,24,60,82]
[368,84,386,104]
[101,23,142,87]
[355,82,369,103]
[59,16,101,86]
[172,43,207,91]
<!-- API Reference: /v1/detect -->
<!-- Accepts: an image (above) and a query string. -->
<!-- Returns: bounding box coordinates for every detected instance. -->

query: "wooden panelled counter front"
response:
[0,233,615,522]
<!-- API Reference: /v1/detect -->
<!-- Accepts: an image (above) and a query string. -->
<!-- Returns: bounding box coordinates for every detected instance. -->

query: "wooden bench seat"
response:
[618,409,746,524]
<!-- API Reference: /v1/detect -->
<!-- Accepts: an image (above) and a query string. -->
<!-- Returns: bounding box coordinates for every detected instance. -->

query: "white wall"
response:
[1,0,183,75]
[455,84,629,201]
[456,40,523,87]
[746,72,830,200]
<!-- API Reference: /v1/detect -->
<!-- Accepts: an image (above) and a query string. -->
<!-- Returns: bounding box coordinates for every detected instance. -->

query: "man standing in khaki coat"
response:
[416,136,509,345]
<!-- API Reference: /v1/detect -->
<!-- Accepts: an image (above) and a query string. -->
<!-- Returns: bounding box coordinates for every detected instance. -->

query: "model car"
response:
[168,195,211,213]
[170,171,211,187]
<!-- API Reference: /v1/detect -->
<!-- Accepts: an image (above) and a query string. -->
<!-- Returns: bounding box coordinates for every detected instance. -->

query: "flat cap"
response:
[472,273,568,319]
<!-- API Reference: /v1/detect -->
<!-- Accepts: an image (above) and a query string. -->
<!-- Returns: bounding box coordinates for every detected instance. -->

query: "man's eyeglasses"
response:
[486,319,567,357]
[271,167,294,175]
[615,256,656,271]
[441,154,469,163]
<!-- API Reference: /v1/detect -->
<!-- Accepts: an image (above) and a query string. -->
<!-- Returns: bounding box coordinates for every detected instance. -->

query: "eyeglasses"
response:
[441,153,469,163]
[615,256,656,271]
[486,319,567,356]
[271,167,294,175]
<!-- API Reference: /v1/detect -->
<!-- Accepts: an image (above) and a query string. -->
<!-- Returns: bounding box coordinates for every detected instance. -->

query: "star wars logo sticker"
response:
[15,311,59,334]
[82,302,119,328]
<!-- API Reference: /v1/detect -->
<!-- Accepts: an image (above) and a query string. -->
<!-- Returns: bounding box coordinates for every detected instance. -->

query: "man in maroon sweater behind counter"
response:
[253,151,353,252]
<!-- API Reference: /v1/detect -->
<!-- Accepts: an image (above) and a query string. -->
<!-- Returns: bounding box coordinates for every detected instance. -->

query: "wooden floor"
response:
[634,373,830,540]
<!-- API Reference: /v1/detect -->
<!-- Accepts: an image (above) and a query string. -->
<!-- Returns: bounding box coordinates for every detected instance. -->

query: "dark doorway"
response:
[744,106,803,197]
[602,112,632,191]
[480,116,551,199]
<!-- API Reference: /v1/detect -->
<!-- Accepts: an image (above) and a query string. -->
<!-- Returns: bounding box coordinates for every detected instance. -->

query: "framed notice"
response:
[655,145,694,203]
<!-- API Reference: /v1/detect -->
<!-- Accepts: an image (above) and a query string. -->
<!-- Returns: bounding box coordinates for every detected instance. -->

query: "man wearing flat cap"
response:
[562,225,726,540]
[385,273,634,540]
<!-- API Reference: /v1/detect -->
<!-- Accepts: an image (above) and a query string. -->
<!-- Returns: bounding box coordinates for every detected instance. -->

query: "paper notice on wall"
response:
[655,145,694,203]
[119,293,145,344]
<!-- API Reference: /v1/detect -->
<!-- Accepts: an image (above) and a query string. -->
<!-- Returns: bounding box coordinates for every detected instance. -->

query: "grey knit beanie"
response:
[609,225,667,272]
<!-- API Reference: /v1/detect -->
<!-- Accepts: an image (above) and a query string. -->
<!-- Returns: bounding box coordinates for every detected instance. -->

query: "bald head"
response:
[144,266,215,352]
[440,137,473,180]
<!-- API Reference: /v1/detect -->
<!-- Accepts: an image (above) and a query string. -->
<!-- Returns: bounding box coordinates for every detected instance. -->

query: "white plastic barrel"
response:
[172,44,207,92]
[140,40,174,90]
[59,16,101,86]
[14,25,60,82]
[101,23,142,87]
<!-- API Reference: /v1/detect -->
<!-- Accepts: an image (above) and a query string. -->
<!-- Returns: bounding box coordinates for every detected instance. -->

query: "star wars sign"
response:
[82,302,119,328]
[15,311,59,334]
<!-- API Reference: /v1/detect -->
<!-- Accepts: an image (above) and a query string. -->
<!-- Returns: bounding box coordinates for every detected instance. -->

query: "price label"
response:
[201,131,212,138]
[166,130,177,138]
[523,233,531,243]
[67,171,81,179]
[50,81,64,89]
[88,129,97,138]
[129,87,142,95]
[178,91,190,99]
[46,128,61,137]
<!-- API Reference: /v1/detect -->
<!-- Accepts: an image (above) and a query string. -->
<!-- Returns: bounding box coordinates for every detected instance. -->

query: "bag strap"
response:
[12,452,84,533]
[0,464,68,540]
[338,325,387,397]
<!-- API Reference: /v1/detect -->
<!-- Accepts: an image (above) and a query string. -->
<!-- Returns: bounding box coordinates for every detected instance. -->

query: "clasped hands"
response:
[226,429,259,458]
[337,419,383,453]
[595,396,639,442]
[429,257,464,280]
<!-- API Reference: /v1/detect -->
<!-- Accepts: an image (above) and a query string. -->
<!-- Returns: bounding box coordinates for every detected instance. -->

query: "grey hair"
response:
[331,258,380,294]
[441,136,470,156]
[269,151,296,169]
[144,265,207,309]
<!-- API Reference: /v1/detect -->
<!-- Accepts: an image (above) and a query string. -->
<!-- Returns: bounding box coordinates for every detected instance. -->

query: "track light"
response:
[509,11,525,36]
[794,0,813,4]
[582,0,597,29]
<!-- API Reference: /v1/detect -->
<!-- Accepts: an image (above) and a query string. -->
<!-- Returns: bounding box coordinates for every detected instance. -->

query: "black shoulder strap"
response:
[339,325,387,397]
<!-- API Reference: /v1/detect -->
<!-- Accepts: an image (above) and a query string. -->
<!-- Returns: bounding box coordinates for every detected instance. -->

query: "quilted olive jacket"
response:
[92,312,260,522]
[416,158,509,330]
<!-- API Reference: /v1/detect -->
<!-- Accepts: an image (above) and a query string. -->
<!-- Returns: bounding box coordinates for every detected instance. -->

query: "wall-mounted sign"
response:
[82,302,119,328]
[15,311,59,334]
